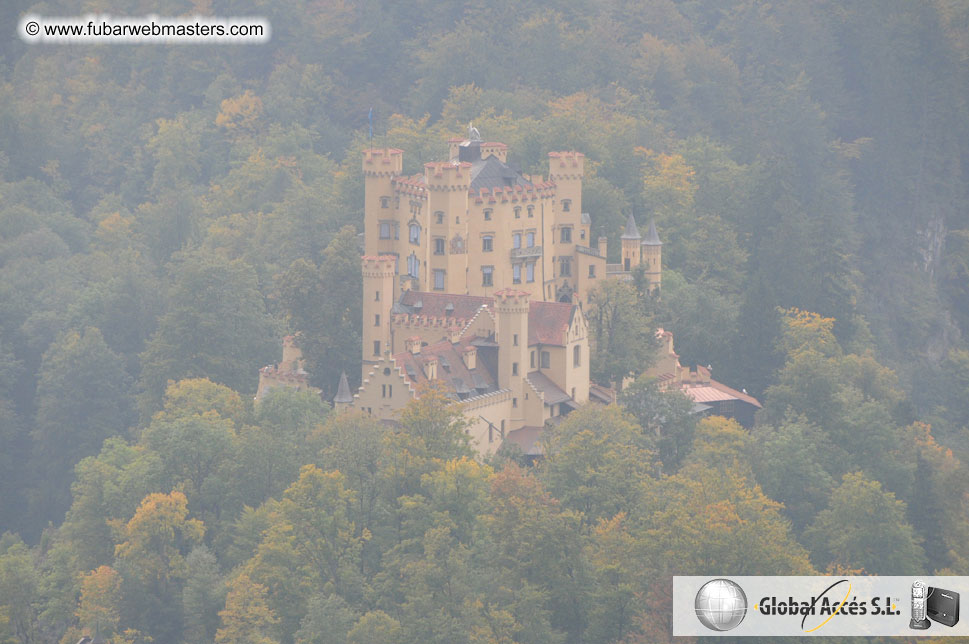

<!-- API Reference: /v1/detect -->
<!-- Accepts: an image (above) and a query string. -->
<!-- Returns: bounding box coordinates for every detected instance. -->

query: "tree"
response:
[76,566,121,639]
[138,254,277,417]
[0,536,41,644]
[346,611,401,644]
[182,546,226,644]
[540,404,656,524]
[216,574,279,644]
[275,226,363,398]
[32,326,134,522]
[294,594,358,644]
[804,472,926,575]
[114,491,205,642]
[618,374,697,473]
[586,280,656,387]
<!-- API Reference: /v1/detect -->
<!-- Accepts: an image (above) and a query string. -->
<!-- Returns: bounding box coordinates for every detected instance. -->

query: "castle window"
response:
[526,263,535,283]
[394,223,399,239]
[588,265,596,278]
[573,344,581,367]
[513,233,521,249]
[513,334,519,346]
[513,264,522,284]
[561,199,571,212]
[530,351,536,368]
[513,397,518,408]
[500,420,505,438]
[526,232,535,248]
[379,222,391,239]
[373,341,381,356]
[512,363,518,376]
[380,197,390,208]
[375,290,380,301]
[527,205,534,218]
[433,269,445,290]
[482,236,493,252]
[514,206,521,219]
[581,230,586,240]
[541,351,550,369]
[482,266,494,287]
[484,208,493,221]
[560,227,572,243]
[407,254,419,278]
[434,238,445,255]
[560,258,571,277]
[375,314,380,326]
[382,384,393,398]
[435,211,444,224]
[409,223,421,244]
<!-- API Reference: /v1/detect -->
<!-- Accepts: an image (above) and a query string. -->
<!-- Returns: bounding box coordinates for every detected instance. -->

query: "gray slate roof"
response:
[642,219,662,246]
[621,213,641,240]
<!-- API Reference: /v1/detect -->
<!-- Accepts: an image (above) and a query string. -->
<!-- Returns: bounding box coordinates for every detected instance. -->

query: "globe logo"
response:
[695,578,748,631]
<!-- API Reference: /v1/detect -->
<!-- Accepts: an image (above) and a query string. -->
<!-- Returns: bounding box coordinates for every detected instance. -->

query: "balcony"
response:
[510,246,542,260]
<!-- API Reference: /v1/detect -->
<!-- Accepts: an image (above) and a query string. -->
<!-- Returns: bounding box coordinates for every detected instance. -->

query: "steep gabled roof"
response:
[528,301,574,346]
[399,291,492,320]
[470,154,532,192]
[393,337,499,398]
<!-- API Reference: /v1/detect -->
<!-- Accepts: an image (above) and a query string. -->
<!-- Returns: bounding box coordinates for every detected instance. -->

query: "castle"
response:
[257,130,758,456]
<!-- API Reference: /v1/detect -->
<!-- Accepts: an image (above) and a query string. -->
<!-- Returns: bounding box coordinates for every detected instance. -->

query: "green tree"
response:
[138,254,277,417]
[182,546,226,644]
[275,226,362,398]
[804,472,926,575]
[0,536,41,644]
[586,280,656,386]
[618,374,697,473]
[541,405,656,524]
[294,594,358,644]
[31,326,134,522]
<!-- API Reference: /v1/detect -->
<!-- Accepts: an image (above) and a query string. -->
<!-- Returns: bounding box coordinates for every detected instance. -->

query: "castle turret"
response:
[621,213,641,272]
[362,255,396,379]
[334,371,353,412]
[641,219,662,293]
[362,148,403,256]
[494,288,530,423]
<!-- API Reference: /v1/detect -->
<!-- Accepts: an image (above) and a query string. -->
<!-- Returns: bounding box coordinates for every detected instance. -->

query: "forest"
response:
[2,0,969,642]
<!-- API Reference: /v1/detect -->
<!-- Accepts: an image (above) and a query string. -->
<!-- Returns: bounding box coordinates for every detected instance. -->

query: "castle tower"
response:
[334,371,353,413]
[493,288,530,423]
[424,159,471,295]
[621,213,641,272]
[362,148,403,256]
[362,255,396,379]
[641,219,662,293]
[547,151,585,229]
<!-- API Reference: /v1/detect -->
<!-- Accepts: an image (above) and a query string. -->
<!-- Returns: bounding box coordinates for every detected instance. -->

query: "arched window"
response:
[409,223,421,244]
[407,253,419,278]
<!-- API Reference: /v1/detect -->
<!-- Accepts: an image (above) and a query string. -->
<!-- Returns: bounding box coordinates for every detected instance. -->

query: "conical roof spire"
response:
[334,372,353,404]
[642,219,662,246]
[621,213,641,240]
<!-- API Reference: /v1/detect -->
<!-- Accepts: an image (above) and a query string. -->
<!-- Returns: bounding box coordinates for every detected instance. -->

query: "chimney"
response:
[463,346,477,370]
[406,336,421,354]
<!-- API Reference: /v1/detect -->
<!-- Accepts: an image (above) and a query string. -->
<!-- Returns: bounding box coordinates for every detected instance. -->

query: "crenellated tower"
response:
[361,255,396,379]
[362,148,403,256]
[494,288,530,424]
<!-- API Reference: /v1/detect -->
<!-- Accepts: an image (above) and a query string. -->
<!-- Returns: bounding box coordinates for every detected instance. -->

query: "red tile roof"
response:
[392,336,498,396]
[399,292,578,347]
[528,301,574,346]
